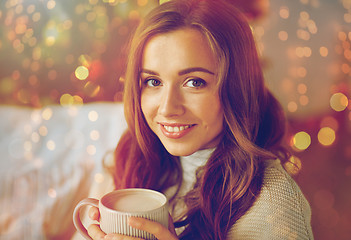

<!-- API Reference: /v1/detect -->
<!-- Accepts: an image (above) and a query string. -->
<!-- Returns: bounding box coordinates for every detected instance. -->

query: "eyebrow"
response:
[140,67,215,76]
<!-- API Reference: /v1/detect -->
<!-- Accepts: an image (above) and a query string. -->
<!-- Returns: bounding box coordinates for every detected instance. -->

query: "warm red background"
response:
[0,0,350,239]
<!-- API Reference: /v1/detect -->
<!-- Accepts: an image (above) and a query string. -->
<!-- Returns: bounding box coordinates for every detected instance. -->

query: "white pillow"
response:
[0,102,127,239]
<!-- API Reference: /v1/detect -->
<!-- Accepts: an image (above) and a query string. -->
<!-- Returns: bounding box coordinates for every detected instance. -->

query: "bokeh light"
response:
[0,0,158,107]
[86,144,96,155]
[94,173,104,183]
[90,130,100,141]
[60,93,83,106]
[46,140,56,151]
[292,131,311,151]
[317,127,336,146]
[1,1,351,239]
[75,66,89,80]
[39,126,48,136]
[319,46,329,57]
[279,6,290,19]
[88,110,98,122]
[48,188,57,198]
[330,92,349,112]
[278,31,288,41]
[284,155,302,175]
[42,107,53,120]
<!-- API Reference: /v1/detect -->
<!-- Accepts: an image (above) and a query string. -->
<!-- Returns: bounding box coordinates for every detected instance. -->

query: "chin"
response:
[164,145,197,157]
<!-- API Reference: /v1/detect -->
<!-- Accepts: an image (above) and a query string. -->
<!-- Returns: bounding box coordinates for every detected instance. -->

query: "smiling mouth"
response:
[159,123,195,138]
[163,124,193,133]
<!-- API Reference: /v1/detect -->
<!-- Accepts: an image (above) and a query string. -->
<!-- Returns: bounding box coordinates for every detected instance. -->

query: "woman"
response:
[86,0,313,239]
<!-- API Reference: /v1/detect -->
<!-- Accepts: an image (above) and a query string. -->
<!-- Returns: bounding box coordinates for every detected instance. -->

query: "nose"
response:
[158,85,185,117]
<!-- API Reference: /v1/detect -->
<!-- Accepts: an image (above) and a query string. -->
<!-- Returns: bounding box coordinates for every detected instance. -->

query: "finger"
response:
[87,224,106,240]
[89,206,100,221]
[128,217,178,240]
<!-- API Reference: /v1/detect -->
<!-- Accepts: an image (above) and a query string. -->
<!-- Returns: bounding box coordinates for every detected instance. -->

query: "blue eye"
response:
[185,78,206,88]
[145,78,162,87]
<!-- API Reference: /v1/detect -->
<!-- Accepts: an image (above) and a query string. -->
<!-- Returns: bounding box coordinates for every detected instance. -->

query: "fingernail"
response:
[128,217,141,228]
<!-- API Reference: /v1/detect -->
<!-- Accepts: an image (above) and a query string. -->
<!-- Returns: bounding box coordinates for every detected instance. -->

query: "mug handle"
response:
[73,198,99,240]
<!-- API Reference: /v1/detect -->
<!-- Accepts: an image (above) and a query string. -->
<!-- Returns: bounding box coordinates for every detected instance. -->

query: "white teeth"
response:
[163,125,192,133]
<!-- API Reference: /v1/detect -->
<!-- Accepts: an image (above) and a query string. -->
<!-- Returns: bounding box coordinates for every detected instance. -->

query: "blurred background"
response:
[0,0,350,239]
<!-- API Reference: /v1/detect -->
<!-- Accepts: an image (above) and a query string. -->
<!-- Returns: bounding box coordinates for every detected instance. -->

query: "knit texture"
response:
[228,159,314,239]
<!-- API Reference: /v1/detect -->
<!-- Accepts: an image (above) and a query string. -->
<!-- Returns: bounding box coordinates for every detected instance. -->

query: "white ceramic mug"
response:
[73,188,169,240]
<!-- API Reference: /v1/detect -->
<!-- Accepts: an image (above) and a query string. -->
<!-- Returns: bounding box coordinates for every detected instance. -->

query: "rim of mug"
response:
[100,188,168,215]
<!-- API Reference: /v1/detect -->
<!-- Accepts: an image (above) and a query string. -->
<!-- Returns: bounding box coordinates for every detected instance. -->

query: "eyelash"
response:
[142,77,207,88]
[144,78,162,87]
[184,78,206,88]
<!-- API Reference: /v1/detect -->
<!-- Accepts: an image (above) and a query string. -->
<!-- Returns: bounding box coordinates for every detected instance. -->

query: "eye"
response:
[145,78,162,87]
[184,78,206,88]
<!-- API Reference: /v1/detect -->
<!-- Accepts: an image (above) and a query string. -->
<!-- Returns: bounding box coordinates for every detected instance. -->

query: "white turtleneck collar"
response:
[179,147,216,194]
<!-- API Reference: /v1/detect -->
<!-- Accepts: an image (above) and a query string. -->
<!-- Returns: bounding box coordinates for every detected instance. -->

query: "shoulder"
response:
[227,159,314,240]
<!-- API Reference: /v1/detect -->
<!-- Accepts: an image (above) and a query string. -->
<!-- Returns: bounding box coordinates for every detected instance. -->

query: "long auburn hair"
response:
[111,0,289,239]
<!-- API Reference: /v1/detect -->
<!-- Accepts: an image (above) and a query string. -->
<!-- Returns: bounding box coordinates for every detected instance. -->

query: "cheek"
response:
[200,96,223,125]
[141,94,155,123]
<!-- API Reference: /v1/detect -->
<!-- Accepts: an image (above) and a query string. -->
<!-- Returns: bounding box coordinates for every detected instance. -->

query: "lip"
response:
[159,123,195,139]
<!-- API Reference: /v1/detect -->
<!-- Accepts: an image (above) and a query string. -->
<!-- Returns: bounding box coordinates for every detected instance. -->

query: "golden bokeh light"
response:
[299,95,309,106]
[39,126,48,136]
[0,77,16,95]
[47,0,56,10]
[341,63,350,74]
[42,108,53,121]
[278,31,288,41]
[138,0,148,7]
[297,83,307,94]
[338,31,347,41]
[60,93,74,105]
[288,101,298,112]
[60,93,84,106]
[297,29,310,41]
[46,140,56,151]
[318,127,336,146]
[75,66,89,80]
[292,131,311,151]
[319,46,329,57]
[297,67,307,77]
[279,6,290,19]
[330,92,349,112]
[284,156,302,175]
[300,11,310,21]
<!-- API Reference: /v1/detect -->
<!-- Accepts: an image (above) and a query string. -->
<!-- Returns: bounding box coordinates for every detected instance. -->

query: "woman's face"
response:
[140,28,224,156]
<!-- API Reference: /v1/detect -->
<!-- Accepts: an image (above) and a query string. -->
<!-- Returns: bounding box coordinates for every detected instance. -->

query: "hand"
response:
[86,207,178,240]
[125,216,178,240]
[87,206,105,240]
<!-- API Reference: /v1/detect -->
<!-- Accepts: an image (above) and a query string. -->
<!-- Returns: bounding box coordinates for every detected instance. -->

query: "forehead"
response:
[141,28,217,71]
